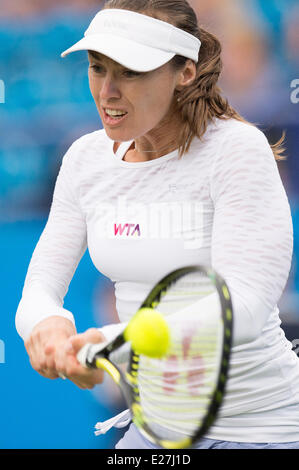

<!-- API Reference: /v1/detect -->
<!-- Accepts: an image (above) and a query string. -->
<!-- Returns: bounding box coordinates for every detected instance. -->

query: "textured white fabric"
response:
[15,118,299,442]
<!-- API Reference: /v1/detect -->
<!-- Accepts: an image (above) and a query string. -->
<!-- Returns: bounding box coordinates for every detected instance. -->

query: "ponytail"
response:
[172,28,286,160]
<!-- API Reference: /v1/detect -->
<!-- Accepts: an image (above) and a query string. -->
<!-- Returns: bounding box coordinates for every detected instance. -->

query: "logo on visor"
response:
[103,19,129,32]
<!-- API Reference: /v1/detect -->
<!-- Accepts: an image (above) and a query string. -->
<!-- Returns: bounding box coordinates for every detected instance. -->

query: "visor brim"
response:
[61,34,176,72]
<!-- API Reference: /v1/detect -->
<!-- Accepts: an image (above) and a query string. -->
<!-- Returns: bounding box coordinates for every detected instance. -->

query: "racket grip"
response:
[77,342,108,368]
[77,343,91,367]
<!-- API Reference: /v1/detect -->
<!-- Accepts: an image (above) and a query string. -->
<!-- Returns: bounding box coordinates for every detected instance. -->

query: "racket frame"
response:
[80,265,233,449]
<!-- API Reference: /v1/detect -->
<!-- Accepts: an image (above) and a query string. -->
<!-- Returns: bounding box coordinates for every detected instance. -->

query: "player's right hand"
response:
[25,316,77,379]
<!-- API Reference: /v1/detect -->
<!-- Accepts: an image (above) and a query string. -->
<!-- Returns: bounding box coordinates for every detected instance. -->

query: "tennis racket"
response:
[77,265,233,449]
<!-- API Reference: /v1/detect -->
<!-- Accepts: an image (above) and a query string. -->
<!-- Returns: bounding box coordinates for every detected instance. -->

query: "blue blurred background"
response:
[0,0,298,449]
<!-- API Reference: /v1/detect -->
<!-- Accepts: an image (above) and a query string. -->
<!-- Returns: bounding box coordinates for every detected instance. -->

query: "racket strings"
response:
[133,278,224,442]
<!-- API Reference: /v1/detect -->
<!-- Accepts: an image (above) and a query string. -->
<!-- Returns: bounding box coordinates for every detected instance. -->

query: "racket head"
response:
[127,265,233,449]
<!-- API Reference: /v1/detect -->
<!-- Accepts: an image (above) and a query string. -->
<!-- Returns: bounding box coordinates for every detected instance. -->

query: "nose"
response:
[99,74,121,101]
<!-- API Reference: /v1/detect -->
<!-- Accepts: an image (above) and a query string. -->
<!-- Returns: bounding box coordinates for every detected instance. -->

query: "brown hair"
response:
[103,0,286,160]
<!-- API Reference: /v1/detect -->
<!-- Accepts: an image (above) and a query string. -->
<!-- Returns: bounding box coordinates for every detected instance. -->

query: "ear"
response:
[176,60,197,90]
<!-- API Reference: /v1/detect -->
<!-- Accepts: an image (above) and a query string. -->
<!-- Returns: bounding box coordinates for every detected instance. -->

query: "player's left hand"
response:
[54,329,106,389]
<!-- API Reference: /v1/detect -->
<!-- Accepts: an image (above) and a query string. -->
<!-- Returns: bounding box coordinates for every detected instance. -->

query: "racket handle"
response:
[77,342,108,368]
[77,343,92,367]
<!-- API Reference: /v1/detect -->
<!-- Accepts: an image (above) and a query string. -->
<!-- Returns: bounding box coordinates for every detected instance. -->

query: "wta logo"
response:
[94,196,205,249]
[114,223,141,237]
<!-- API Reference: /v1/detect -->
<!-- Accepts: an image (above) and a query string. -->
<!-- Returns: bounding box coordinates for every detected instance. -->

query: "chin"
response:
[104,126,137,143]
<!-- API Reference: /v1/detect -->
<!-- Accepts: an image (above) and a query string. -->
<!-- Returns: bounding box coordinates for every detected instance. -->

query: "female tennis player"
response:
[16,0,299,449]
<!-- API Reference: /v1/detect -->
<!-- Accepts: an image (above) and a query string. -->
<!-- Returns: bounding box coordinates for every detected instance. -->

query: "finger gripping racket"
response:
[77,265,233,449]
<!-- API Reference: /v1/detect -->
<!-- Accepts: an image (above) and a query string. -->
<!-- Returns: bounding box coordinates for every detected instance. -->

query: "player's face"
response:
[88,52,185,143]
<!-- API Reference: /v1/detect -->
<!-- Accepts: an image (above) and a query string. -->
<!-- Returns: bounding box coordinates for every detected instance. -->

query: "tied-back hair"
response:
[104,0,286,161]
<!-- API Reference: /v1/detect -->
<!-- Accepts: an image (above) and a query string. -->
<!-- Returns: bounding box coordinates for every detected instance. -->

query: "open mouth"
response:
[103,108,128,126]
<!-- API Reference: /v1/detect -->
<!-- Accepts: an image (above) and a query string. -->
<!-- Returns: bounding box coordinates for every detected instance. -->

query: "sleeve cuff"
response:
[15,302,75,342]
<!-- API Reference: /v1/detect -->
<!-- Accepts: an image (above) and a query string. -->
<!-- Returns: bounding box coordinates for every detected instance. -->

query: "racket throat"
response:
[95,357,121,384]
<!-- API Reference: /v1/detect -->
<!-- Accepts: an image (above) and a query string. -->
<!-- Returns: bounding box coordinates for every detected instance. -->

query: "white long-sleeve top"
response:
[16,118,299,442]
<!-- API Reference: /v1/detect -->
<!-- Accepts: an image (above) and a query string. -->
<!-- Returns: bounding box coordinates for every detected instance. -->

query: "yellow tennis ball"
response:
[124,308,170,358]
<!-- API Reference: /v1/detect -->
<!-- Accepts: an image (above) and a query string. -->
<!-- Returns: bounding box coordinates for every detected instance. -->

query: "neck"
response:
[129,108,181,161]
[134,139,178,156]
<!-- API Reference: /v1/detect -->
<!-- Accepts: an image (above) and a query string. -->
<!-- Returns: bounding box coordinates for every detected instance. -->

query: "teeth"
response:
[105,109,127,117]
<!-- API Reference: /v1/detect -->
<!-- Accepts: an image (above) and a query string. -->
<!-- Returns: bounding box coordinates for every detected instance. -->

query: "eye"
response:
[90,64,105,74]
[123,70,142,78]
